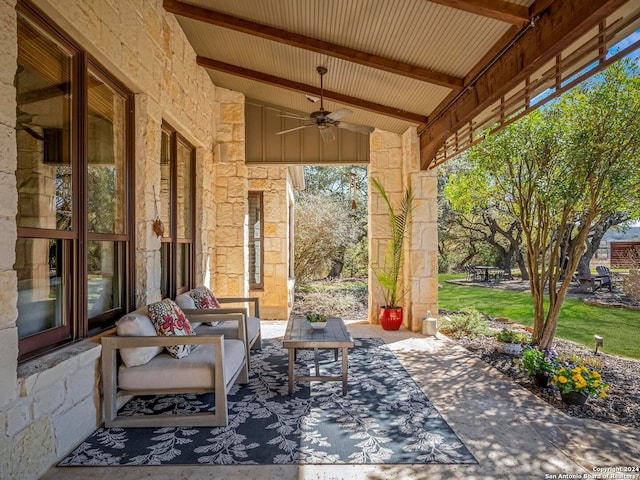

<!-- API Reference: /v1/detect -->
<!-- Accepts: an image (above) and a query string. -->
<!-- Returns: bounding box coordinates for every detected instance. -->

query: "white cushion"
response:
[118,338,246,391]
[175,293,196,310]
[195,316,261,345]
[174,293,202,328]
[115,311,162,367]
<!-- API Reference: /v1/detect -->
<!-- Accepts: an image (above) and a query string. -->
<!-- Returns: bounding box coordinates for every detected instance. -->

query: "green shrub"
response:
[494,328,528,344]
[438,308,490,339]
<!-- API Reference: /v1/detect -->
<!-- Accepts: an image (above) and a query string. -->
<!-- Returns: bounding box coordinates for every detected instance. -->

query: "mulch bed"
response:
[441,314,640,429]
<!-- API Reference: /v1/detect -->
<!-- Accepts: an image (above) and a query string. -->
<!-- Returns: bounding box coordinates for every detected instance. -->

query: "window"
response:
[15,1,134,361]
[248,192,263,290]
[160,123,195,298]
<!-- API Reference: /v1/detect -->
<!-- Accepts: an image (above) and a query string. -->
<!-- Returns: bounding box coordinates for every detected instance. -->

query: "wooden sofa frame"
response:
[180,296,262,355]
[101,313,249,428]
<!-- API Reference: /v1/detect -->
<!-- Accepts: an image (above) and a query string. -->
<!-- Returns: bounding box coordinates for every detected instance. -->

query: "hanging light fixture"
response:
[349,171,357,210]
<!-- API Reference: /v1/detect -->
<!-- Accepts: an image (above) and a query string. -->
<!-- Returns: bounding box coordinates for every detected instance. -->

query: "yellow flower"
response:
[558,376,568,384]
[575,377,587,389]
[582,366,589,373]
[572,374,582,382]
[593,380,600,387]
[599,392,607,398]
[590,371,601,379]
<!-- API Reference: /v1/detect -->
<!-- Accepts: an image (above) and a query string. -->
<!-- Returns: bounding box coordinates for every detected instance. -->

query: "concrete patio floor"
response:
[41,320,640,480]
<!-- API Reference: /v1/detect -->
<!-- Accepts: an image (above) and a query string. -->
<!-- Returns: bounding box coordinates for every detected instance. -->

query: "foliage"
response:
[306,313,327,323]
[441,154,526,278]
[494,328,528,344]
[623,269,640,303]
[292,280,367,318]
[551,363,609,398]
[465,59,640,350]
[516,346,558,377]
[622,248,640,302]
[294,192,358,282]
[299,166,368,278]
[437,308,490,339]
[438,274,640,359]
[371,178,414,307]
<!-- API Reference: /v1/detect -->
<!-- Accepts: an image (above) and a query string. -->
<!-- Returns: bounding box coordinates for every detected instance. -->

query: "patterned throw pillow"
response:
[147,299,195,358]
[189,286,221,309]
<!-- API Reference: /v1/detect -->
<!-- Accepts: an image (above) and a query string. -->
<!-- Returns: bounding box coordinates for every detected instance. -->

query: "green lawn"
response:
[438,274,640,359]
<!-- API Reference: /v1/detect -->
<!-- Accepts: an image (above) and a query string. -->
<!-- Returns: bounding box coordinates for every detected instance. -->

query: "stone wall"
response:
[0,1,231,478]
[402,128,438,330]
[368,128,438,330]
[211,88,248,296]
[248,165,293,320]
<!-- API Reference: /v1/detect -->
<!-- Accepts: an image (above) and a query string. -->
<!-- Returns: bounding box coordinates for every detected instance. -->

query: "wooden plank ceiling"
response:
[165,0,640,169]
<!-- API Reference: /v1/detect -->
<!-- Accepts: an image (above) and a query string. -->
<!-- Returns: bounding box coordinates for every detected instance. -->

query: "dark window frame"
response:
[16,0,135,361]
[248,191,264,291]
[160,122,195,299]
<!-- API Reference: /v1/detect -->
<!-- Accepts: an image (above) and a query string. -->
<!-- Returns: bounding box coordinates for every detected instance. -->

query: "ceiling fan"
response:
[276,66,375,142]
[16,107,44,141]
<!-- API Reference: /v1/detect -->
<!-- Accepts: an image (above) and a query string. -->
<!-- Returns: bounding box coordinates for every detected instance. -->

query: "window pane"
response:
[248,193,263,287]
[248,195,261,239]
[160,242,169,298]
[15,13,74,231]
[176,141,192,239]
[160,130,172,236]
[87,240,122,318]
[87,71,126,234]
[176,243,191,291]
[15,238,66,338]
[249,240,261,285]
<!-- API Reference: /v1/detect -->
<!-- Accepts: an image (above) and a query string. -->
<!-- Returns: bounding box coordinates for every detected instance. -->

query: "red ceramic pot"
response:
[379,306,403,330]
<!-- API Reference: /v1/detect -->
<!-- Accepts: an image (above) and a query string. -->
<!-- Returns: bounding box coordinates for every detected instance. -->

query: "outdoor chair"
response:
[466,266,481,281]
[102,303,249,427]
[595,266,613,291]
[175,286,262,361]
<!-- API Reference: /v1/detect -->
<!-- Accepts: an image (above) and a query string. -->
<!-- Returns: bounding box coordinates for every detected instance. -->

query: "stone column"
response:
[403,128,438,331]
[368,128,438,331]
[212,88,248,296]
[133,95,163,307]
[0,0,19,408]
[368,130,405,326]
[248,165,291,319]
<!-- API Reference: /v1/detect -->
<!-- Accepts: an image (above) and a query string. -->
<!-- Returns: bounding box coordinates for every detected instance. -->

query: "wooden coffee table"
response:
[283,316,354,395]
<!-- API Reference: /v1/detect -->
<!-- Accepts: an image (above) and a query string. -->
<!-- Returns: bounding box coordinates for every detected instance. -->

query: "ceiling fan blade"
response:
[277,113,310,120]
[275,125,311,135]
[327,108,352,121]
[319,126,336,142]
[336,121,375,134]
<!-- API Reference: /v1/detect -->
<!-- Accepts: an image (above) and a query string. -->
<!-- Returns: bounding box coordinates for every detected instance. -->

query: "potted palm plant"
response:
[371,178,414,330]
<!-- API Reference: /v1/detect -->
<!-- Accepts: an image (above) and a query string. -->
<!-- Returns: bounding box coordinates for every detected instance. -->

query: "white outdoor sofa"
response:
[175,291,262,358]
[101,306,249,428]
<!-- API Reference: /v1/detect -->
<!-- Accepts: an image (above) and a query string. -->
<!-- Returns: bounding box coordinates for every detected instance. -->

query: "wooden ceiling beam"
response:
[427,0,530,26]
[196,56,428,125]
[420,0,629,169]
[164,0,463,90]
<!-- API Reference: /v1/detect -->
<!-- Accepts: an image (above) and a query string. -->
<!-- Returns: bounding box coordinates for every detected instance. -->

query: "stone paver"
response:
[40,320,640,480]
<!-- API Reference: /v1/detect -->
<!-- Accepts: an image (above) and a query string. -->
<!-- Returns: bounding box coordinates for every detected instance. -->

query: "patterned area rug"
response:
[59,338,476,466]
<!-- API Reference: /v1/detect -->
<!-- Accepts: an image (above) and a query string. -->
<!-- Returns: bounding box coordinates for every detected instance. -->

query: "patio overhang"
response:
[165,0,640,169]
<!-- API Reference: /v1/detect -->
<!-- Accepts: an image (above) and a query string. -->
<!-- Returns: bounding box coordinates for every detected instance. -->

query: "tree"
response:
[297,166,368,278]
[443,164,528,279]
[293,192,358,282]
[467,60,640,349]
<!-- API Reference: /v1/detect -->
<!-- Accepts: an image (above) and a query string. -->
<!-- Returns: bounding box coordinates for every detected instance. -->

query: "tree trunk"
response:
[327,246,346,278]
[576,213,629,276]
[516,251,529,280]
